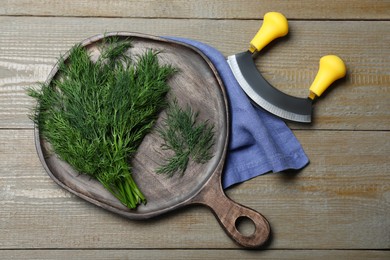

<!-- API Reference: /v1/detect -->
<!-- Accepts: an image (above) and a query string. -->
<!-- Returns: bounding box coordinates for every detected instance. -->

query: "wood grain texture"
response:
[1,249,389,260]
[0,17,389,130]
[1,130,388,249]
[1,0,389,20]
[1,1,389,257]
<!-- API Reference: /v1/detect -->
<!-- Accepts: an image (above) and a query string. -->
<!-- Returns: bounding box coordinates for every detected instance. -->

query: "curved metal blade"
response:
[227,52,312,123]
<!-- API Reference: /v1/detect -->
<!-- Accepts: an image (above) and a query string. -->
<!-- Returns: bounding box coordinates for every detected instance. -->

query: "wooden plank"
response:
[0,17,389,130]
[1,0,389,20]
[231,130,390,249]
[0,129,389,249]
[1,249,389,259]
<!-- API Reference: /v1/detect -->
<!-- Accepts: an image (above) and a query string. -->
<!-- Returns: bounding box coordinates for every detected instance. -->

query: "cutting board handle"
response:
[191,173,270,248]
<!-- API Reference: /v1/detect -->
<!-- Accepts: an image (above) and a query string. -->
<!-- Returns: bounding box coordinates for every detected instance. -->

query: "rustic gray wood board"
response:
[33,32,270,248]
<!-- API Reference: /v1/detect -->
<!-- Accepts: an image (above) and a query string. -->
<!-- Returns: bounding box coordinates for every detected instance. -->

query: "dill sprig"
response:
[157,100,215,177]
[29,37,176,209]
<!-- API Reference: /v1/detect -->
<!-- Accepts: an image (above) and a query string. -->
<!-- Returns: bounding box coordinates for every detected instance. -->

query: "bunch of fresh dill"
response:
[157,100,215,177]
[29,37,176,209]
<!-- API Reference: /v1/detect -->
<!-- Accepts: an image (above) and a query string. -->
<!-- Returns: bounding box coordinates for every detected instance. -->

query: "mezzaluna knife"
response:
[227,12,346,123]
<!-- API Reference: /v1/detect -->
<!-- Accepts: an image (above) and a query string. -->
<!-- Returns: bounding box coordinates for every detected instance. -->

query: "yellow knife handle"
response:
[308,55,347,99]
[249,12,288,53]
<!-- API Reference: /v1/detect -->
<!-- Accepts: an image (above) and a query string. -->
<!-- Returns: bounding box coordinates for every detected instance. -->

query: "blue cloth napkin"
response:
[165,37,309,188]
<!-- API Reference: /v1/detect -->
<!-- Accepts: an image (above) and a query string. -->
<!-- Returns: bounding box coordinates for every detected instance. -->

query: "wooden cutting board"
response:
[34,32,270,248]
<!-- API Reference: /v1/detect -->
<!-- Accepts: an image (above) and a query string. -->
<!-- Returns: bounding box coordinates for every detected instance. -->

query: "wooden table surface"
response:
[1,1,389,259]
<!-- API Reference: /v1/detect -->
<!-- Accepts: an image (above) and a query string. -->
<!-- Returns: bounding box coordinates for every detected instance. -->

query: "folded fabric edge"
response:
[222,149,309,188]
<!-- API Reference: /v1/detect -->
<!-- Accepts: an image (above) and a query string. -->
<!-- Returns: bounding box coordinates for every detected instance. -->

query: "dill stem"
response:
[98,170,146,209]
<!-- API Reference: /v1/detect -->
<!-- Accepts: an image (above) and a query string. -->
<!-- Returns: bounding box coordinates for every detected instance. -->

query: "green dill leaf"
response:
[29,36,176,209]
[157,100,215,177]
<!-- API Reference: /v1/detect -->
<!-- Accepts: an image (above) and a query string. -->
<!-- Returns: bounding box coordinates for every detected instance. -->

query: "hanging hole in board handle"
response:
[235,216,257,237]
[220,200,271,248]
[192,182,271,248]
